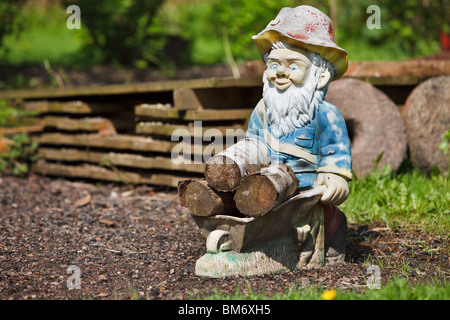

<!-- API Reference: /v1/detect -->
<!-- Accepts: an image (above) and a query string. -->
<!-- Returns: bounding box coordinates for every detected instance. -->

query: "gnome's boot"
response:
[323,205,347,265]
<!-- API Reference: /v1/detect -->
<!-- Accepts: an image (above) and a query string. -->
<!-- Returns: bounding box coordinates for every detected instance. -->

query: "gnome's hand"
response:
[316,173,349,206]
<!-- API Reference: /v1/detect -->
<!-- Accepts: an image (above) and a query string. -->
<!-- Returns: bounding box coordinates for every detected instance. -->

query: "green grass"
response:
[203,277,449,300]
[340,165,449,233]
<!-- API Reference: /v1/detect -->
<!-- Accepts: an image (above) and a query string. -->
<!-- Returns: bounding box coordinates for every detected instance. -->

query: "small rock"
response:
[98,275,108,282]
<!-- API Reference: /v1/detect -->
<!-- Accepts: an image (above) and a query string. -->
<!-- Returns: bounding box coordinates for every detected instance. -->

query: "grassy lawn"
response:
[342,166,449,234]
[207,277,449,300]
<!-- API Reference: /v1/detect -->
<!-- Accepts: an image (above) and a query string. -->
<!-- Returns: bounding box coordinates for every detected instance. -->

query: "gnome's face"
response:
[265,47,311,91]
[262,45,330,139]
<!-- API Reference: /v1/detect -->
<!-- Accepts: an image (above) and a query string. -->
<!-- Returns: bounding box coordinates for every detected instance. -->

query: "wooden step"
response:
[38,147,205,173]
[32,160,199,187]
[135,104,253,121]
[34,133,229,156]
[136,121,246,138]
[42,116,118,132]
[23,100,123,114]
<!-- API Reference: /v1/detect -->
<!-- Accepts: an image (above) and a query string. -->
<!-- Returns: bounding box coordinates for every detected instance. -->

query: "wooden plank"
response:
[0,77,263,100]
[0,125,44,134]
[43,116,117,132]
[32,160,199,187]
[345,60,450,85]
[34,133,227,155]
[173,88,202,110]
[23,100,123,114]
[136,121,246,138]
[1,60,450,101]
[38,147,205,173]
[135,104,253,121]
[173,87,262,110]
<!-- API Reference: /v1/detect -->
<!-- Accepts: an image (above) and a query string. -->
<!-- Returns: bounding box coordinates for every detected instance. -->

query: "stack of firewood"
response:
[178,139,299,217]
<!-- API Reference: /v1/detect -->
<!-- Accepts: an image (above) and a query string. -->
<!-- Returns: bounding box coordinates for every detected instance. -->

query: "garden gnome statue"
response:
[180,5,352,277]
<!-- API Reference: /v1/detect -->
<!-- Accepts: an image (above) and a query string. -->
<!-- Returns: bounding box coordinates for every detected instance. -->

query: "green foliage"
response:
[166,0,295,65]
[340,166,450,233]
[61,0,165,66]
[0,100,38,127]
[0,100,21,127]
[0,133,39,176]
[0,1,447,70]
[0,0,25,55]
[438,130,450,155]
[333,0,448,60]
[0,3,87,67]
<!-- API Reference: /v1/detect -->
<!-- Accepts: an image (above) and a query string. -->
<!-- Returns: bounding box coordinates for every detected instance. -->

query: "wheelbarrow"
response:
[191,186,326,277]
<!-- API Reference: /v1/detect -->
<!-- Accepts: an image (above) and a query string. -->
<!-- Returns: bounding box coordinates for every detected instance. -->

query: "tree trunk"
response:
[234,163,298,217]
[204,138,270,192]
[184,180,238,217]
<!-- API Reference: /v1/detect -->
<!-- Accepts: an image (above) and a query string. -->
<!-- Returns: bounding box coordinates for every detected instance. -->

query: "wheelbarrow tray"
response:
[192,186,325,252]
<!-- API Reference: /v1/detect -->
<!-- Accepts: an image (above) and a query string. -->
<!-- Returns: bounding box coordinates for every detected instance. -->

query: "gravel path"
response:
[0,174,447,300]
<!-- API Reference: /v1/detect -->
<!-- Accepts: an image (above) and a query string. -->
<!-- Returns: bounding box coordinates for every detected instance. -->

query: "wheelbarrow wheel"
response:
[206,230,232,253]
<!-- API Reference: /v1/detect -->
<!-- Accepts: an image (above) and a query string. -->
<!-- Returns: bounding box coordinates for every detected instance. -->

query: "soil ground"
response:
[0,174,448,300]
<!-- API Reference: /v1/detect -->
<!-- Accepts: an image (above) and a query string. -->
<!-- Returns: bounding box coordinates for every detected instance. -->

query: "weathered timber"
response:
[234,163,299,217]
[0,77,263,100]
[136,121,246,138]
[345,60,450,86]
[42,116,120,132]
[0,60,449,102]
[34,133,219,155]
[326,78,407,177]
[173,87,262,110]
[404,75,450,173]
[23,100,123,114]
[204,139,271,191]
[177,179,193,206]
[0,125,44,134]
[135,104,253,121]
[38,148,205,173]
[184,180,238,217]
[32,160,197,187]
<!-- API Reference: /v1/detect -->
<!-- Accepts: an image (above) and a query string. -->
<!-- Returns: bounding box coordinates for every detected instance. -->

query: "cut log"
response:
[177,179,193,207]
[326,78,407,177]
[404,75,450,173]
[184,180,238,217]
[234,163,299,217]
[204,138,270,192]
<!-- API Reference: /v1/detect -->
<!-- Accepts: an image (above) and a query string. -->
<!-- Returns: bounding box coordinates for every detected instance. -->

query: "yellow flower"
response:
[321,289,337,300]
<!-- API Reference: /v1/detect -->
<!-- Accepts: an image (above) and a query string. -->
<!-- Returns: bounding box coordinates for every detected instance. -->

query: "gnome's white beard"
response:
[263,71,324,139]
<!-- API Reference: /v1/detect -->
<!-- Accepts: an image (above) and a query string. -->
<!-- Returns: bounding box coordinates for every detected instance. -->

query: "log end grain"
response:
[234,174,278,217]
[204,155,242,192]
[185,180,237,217]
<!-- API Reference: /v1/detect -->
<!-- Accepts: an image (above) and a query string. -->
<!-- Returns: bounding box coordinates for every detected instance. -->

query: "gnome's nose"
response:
[276,66,289,78]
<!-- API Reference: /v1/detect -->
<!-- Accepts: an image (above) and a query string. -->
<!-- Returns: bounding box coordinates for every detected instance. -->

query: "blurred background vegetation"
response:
[0,0,449,88]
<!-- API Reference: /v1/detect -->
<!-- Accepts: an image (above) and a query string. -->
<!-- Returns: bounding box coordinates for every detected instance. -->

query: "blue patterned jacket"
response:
[246,99,352,190]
